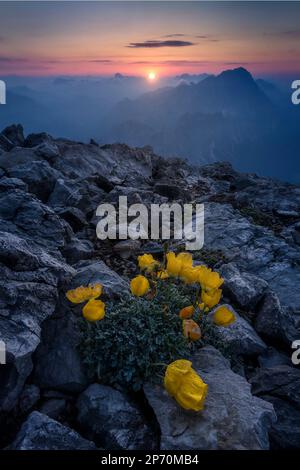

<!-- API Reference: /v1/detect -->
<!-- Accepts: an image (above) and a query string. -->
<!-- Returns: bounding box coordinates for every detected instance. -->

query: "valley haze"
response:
[0,67,299,184]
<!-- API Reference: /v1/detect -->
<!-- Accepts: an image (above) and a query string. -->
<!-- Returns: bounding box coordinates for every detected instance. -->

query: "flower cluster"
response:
[128,251,236,411]
[66,283,105,321]
[66,250,236,413]
[130,251,235,328]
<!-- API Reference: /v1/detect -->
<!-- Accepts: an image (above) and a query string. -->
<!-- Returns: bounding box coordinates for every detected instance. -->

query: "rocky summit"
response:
[0,123,299,450]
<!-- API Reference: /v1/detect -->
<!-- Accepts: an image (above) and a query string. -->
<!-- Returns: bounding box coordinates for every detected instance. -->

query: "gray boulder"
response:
[250,365,300,449]
[69,259,127,298]
[203,202,300,319]
[0,133,14,151]
[0,231,74,411]
[56,206,87,232]
[48,177,106,219]
[220,263,268,310]
[52,141,153,187]
[0,189,72,253]
[62,238,94,264]
[34,314,88,393]
[18,385,40,415]
[77,383,156,450]
[24,132,53,148]
[211,304,267,356]
[258,347,291,369]
[0,176,28,192]
[8,160,61,202]
[1,124,24,147]
[144,346,275,450]
[153,182,183,200]
[10,411,96,450]
[0,147,43,170]
[38,398,67,420]
[250,365,300,408]
[254,290,299,345]
[262,396,300,449]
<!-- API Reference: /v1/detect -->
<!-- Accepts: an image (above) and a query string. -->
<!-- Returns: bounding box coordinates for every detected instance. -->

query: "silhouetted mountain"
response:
[104,68,298,183]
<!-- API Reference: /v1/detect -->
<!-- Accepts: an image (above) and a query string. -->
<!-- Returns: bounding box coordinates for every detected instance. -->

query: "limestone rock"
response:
[10,411,96,450]
[144,346,275,450]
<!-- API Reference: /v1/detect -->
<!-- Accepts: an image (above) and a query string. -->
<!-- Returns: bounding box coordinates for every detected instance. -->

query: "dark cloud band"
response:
[127,40,195,48]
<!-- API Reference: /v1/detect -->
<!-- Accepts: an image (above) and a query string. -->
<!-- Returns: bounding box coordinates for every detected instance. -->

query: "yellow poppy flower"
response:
[213,306,236,327]
[180,266,199,284]
[195,265,211,284]
[201,288,222,309]
[179,305,195,319]
[177,252,193,267]
[203,271,224,290]
[138,254,159,271]
[166,252,192,277]
[130,275,150,297]
[166,252,182,276]
[66,283,102,304]
[183,319,201,341]
[157,270,169,279]
[164,359,208,411]
[82,299,105,322]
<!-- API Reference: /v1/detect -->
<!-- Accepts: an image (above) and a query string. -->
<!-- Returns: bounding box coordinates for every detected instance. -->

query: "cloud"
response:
[0,56,28,63]
[130,59,217,67]
[195,35,220,42]
[130,59,264,68]
[162,34,220,42]
[265,29,300,38]
[163,34,186,38]
[87,59,113,63]
[127,40,195,48]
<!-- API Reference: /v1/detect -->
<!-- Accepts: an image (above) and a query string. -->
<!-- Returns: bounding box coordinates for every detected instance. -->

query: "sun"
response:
[147,71,157,81]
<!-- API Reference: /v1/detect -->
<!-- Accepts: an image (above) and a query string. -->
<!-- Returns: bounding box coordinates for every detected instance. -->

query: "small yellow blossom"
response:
[82,299,105,322]
[201,288,222,309]
[157,270,169,279]
[130,275,150,297]
[66,284,102,304]
[179,305,195,319]
[213,306,236,327]
[138,254,159,271]
[183,319,201,341]
[164,359,208,411]
[198,302,209,313]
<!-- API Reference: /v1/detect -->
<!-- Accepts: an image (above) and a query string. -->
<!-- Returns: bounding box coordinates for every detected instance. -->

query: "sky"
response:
[0,1,300,78]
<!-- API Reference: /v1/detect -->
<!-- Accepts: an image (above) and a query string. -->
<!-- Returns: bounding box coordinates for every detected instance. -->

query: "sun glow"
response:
[147,71,157,81]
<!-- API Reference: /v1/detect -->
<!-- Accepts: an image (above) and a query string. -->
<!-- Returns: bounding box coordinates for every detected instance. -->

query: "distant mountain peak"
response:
[217,67,254,82]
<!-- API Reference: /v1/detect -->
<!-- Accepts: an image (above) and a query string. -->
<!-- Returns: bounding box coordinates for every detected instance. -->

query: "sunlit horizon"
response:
[0,2,299,79]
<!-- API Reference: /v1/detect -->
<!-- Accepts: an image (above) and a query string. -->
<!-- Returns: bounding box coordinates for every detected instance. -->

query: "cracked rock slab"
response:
[144,346,275,450]
[10,411,96,450]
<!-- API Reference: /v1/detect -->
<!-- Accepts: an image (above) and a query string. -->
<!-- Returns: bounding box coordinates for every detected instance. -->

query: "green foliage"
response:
[79,281,193,391]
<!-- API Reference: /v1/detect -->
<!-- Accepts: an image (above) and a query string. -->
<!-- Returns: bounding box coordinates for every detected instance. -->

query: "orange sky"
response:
[0,1,299,77]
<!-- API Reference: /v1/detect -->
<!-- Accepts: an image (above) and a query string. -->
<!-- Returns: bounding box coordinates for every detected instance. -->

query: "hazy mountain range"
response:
[0,68,298,183]
[104,68,299,183]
